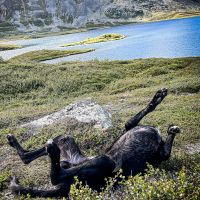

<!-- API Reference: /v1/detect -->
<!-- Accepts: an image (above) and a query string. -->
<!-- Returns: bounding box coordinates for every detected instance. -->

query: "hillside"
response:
[0,57,199,199]
[0,0,200,33]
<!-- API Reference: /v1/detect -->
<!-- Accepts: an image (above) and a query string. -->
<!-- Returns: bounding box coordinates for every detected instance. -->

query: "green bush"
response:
[69,160,200,200]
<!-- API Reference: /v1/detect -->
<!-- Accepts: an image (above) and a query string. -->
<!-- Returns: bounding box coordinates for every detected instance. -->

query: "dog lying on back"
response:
[7,88,180,198]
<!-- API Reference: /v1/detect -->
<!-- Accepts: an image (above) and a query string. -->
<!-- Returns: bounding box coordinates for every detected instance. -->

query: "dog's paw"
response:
[10,176,20,193]
[46,139,60,156]
[149,88,168,111]
[7,134,18,148]
[168,125,181,135]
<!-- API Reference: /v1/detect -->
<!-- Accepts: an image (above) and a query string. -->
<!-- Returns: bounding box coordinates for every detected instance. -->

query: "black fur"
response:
[7,88,180,198]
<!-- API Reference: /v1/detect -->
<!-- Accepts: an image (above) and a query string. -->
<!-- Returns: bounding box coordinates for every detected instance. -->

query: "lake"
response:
[1,16,200,63]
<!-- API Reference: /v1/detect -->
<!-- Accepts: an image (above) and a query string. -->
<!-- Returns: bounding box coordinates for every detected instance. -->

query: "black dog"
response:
[7,88,180,198]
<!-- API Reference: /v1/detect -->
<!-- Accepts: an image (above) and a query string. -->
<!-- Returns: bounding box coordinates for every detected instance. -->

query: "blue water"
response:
[1,16,200,63]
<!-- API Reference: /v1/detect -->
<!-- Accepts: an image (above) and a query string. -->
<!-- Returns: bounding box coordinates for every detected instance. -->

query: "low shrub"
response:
[69,159,200,200]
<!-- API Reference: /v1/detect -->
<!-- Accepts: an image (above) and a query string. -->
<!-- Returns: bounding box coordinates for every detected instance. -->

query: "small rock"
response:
[184,141,200,154]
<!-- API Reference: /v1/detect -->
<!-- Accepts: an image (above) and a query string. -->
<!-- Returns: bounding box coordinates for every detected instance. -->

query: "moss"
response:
[62,33,125,47]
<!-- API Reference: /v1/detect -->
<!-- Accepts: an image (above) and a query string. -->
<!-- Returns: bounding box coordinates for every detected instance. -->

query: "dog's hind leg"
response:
[7,134,47,164]
[10,140,71,198]
[125,88,168,131]
[10,177,69,198]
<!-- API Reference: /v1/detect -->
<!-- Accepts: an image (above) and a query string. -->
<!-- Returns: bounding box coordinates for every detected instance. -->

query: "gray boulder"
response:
[21,99,112,134]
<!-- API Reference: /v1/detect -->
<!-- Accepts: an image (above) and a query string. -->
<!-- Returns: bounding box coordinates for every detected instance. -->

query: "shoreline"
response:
[144,11,200,23]
[1,12,200,42]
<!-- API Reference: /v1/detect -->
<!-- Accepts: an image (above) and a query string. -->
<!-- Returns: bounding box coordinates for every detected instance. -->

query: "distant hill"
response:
[0,0,200,32]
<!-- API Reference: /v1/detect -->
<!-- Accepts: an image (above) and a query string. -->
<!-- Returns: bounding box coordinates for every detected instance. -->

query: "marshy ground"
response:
[0,57,199,199]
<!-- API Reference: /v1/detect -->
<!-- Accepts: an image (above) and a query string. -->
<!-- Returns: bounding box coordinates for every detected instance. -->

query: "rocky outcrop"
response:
[184,140,200,154]
[21,99,112,135]
[0,0,200,32]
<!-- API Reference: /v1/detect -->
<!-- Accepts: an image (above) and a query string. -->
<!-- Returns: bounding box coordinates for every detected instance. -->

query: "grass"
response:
[10,49,94,62]
[0,43,22,51]
[61,33,125,47]
[145,11,200,22]
[0,57,199,199]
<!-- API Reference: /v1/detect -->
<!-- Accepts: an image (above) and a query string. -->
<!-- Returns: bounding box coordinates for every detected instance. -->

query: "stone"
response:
[21,99,112,134]
[184,141,200,154]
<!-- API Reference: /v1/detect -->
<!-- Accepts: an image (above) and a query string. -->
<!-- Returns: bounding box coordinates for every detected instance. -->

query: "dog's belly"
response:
[106,125,163,175]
